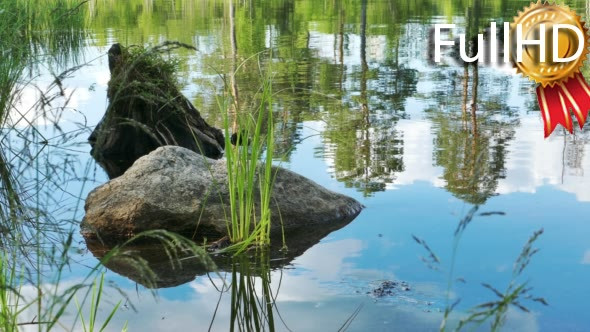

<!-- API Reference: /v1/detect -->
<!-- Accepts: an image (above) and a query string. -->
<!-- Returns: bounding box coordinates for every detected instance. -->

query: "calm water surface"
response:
[22,0,590,331]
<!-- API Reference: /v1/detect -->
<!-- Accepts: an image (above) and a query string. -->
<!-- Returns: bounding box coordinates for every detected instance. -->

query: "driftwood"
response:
[89,43,224,178]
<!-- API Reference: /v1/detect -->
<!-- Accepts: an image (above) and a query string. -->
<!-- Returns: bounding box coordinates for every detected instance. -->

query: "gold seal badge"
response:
[511,1,589,87]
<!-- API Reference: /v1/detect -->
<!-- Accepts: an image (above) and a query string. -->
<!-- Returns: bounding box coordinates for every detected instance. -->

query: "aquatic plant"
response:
[219,58,278,251]
[98,42,279,249]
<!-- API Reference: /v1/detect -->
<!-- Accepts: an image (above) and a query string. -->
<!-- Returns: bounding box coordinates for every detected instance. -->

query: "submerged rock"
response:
[89,43,224,178]
[82,146,363,239]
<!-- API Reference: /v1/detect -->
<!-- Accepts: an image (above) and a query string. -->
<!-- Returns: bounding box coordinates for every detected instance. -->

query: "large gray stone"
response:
[82,146,363,239]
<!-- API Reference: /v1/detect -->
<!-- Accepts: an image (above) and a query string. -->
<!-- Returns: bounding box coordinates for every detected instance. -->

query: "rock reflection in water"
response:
[84,211,357,289]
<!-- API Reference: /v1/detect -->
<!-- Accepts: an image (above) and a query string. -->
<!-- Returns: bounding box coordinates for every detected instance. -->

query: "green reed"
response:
[74,274,121,332]
[0,253,26,331]
[220,65,276,250]
[0,0,87,247]
[0,234,114,331]
[0,1,131,330]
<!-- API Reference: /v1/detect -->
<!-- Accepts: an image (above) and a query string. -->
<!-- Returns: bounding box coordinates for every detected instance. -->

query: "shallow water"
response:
[20,0,590,330]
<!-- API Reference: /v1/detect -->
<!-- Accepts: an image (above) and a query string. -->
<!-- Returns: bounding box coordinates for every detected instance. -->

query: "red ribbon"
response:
[536,73,590,137]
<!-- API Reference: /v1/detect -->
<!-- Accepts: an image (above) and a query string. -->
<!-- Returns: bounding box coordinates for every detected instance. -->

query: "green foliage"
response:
[0,1,131,331]
[0,254,26,331]
[0,0,87,114]
[220,62,277,250]
[75,274,122,332]
[0,0,88,248]
[0,1,571,330]
[0,235,118,331]
[428,64,516,205]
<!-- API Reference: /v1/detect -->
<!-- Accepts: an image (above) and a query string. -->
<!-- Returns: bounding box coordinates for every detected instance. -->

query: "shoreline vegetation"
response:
[0,1,129,330]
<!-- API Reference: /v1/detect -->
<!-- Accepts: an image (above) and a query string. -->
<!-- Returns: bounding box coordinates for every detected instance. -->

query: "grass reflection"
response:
[208,250,286,332]
[413,206,547,331]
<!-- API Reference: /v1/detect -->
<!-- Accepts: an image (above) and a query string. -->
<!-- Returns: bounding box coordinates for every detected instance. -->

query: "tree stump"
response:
[89,43,224,178]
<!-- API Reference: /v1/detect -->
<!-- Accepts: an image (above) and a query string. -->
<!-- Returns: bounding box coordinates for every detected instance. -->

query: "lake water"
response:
[19,0,590,331]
